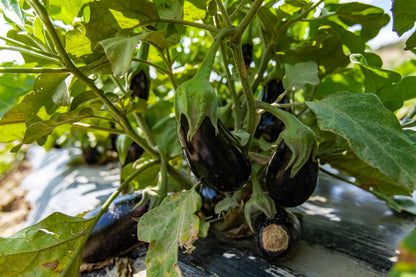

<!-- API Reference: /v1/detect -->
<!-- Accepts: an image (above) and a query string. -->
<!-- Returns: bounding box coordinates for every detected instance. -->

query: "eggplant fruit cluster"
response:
[255,207,301,261]
[178,115,251,193]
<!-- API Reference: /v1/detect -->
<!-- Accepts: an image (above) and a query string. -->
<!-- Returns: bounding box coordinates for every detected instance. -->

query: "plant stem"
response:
[0,46,61,63]
[0,67,71,74]
[158,18,219,33]
[215,0,233,27]
[230,0,248,19]
[319,166,358,186]
[0,35,60,58]
[72,123,126,135]
[60,159,159,276]
[134,113,158,148]
[232,42,257,148]
[233,0,264,41]
[131,58,169,75]
[155,47,177,90]
[167,165,193,190]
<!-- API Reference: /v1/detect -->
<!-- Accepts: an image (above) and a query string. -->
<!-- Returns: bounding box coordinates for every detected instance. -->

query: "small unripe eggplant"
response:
[82,146,101,165]
[82,193,148,263]
[124,142,144,166]
[254,79,289,142]
[130,70,150,100]
[242,43,253,68]
[266,141,318,207]
[178,115,251,192]
[255,207,301,261]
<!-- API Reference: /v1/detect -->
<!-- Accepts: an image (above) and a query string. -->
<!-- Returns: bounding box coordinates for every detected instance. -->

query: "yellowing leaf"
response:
[137,189,202,277]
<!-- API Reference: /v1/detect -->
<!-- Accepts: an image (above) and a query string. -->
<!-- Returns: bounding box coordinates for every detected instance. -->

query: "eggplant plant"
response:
[0,0,415,276]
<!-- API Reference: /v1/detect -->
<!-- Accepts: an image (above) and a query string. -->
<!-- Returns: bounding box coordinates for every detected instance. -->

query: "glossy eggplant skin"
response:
[198,183,222,217]
[254,79,288,142]
[178,115,251,192]
[130,70,150,100]
[255,207,301,261]
[124,142,144,166]
[242,43,253,68]
[266,141,318,207]
[82,193,148,263]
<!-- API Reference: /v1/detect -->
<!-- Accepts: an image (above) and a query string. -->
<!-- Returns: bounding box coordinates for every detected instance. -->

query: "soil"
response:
[0,159,32,237]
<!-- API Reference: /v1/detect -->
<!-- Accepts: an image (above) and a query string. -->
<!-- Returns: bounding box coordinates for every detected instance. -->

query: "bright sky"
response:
[0,0,413,64]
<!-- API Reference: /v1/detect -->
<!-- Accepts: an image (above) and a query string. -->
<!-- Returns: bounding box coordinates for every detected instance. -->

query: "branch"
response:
[0,67,71,74]
[158,18,219,33]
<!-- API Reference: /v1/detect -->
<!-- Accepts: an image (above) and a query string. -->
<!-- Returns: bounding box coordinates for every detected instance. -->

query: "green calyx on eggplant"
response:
[255,207,301,261]
[178,115,251,192]
[255,79,289,142]
[82,193,148,263]
[130,70,150,101]
[266,141,318,207]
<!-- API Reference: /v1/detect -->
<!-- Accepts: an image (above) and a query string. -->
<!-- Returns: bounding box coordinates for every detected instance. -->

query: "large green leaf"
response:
[137,189,202,277]
[392,0,416,36]
[307,92,416,191]
[66,0,159,63]
[0,212,95,276]
[398,76,416,101]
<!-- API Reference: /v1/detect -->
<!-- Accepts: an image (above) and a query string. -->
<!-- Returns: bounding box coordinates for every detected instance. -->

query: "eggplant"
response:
[242,43,253,68]
[82,193,148,263]
[255,207,301,261]
[178,115,251,192]
[124,141,144,166]
[82,146,101,165]
[130,70,150,100]
[266,141,318,207]
[198,183,222,217]
[254,79,289,142]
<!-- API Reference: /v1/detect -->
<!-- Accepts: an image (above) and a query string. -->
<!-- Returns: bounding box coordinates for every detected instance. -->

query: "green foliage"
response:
[0,0,415,275]
[0,212,95,276]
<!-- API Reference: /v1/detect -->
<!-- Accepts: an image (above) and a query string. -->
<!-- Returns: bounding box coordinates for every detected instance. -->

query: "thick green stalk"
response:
[232,42,257,148]
[233,0,264,40]
[215,0,233,27]
[131,58,169,74]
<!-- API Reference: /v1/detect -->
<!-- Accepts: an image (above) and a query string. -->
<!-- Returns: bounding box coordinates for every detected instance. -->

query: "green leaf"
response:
[155,0,183,19]
[307,92,416,191]
[315,67,364,98]
[0,73,35,117]
[405,31,416,50]
[0,104,26,142]
[331,2,390,41]
[151,116,182,157]
[23,108,94,145]
[214,195,240,214]
[351,54,402,111]
[116,134,133,165]
[398,76,416,101]
[283,61,320,91]
[392,0,416,37]
[183,0,206,21]
[0,212,95,276]
[53,75,75,106]
[121,158,160,189]
[389,228,416,277]
[137,189,202,277]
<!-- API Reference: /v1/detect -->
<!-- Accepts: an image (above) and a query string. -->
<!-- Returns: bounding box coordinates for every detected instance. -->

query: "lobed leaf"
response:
[137,189,202,277]
[392,0,416,37]
[307,92,416,191]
